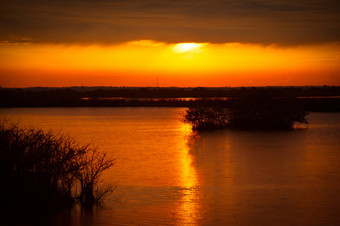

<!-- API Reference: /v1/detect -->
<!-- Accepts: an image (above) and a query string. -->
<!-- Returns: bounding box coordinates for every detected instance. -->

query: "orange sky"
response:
[0,41,339,87]
[1,1,340,87]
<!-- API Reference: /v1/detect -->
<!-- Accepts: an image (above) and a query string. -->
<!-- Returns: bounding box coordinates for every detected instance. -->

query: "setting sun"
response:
[173,43,203,53]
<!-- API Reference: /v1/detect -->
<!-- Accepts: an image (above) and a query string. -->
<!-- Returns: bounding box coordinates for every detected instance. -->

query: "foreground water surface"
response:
[1,108,340,225]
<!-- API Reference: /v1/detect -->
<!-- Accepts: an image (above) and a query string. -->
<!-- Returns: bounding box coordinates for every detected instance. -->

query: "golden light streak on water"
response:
[176,123,200,224]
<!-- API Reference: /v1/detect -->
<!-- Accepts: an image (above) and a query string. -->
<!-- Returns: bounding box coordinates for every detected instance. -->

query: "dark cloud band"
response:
[1,0,339,45]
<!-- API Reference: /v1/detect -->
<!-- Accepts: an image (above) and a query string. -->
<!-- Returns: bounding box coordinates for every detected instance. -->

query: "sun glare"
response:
[173,43,202,53]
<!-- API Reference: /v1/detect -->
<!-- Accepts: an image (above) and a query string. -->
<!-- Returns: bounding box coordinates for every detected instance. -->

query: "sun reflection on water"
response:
[176,123,200,224]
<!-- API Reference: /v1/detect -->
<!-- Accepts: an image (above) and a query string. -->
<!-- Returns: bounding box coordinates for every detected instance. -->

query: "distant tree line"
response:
[1,86,340,111]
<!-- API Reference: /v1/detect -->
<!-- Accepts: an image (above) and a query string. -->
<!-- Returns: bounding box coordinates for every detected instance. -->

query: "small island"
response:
[184,94,309,131]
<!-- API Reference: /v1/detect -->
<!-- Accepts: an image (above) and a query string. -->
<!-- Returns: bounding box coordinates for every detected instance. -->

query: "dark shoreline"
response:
[1,86,340,111]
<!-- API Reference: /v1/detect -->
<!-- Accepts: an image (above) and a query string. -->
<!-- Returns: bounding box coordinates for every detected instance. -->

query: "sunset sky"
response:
[0,0,339,87]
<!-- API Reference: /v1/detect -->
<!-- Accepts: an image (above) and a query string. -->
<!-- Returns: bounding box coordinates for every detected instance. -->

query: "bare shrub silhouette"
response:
[73,148,115,206]
[0,119,115,215]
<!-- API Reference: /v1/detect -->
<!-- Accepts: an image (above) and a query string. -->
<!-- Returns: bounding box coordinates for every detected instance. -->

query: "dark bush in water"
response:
[184,96,308,131]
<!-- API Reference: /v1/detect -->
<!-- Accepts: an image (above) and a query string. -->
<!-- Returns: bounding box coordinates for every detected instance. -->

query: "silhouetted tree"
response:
[184,107,229,131]
[184,95,308,131]
[73,148,115,206]
[226,96,308,129]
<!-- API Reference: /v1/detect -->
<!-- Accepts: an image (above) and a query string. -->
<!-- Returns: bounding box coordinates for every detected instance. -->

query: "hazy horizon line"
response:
[1,85,339,89]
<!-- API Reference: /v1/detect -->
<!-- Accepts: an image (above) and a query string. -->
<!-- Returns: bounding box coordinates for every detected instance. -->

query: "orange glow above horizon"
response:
[0,40,339,87]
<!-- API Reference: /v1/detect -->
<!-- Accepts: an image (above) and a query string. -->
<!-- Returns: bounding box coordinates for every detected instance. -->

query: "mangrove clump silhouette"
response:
[0,120,115,216]
[184,95,308,131]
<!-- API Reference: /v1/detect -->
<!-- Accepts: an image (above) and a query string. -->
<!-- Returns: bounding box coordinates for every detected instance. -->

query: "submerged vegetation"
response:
[184,107,229,131]
[184,95,309,131]
[0,119,115,215]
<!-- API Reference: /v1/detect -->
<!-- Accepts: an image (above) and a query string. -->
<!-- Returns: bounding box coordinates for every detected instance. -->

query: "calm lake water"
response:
[1,108,340,225]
